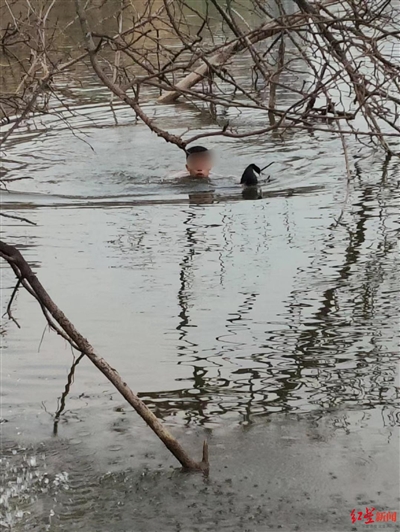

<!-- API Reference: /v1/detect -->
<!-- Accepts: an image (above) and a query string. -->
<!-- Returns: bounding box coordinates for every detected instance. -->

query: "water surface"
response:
[1,19,399,531]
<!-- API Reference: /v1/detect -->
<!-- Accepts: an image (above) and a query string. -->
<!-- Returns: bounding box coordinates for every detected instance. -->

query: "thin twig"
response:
[3,278,22,328]
[0,212,37,225]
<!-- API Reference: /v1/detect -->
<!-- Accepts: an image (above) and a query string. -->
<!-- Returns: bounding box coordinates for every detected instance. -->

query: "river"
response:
[1,2,399,531]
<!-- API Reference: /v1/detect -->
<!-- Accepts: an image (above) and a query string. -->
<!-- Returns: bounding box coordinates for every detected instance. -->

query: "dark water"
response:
[1,7,400,529]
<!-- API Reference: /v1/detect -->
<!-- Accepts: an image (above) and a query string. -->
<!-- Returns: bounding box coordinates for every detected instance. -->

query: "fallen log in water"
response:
[157,0,340,104]
[0,240,209,473]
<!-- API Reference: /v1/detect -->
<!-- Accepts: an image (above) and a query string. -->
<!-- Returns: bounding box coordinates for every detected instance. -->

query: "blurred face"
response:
[186,152,212,178]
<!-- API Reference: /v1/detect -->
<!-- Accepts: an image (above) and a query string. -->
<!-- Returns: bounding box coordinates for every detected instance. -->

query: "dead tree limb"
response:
[0,212,37,225]
[74,0,186,149]
[3,277,22,328]
[2,0,398,152]
[268,35,285,126]
[293,0,391,151]
[157,0,340,103]
[0,240,209,473]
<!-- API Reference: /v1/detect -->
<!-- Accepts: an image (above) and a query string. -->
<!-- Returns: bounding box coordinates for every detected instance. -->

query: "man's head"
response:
[185,146,212,178]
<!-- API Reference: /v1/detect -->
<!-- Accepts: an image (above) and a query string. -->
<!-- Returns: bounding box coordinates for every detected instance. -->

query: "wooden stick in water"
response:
[0,240,209,473]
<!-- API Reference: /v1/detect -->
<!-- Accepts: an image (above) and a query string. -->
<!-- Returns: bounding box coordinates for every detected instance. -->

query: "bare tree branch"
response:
[0,240,209,473]
[1,0,399,151]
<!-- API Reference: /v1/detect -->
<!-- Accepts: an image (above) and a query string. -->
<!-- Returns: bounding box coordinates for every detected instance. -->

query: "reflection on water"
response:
[1,151,399,427]
[1,9,400,522]
[189,191,215,204]
[1,110,399,532]
[53,354,85,435]
[1,1,399,529]
[242,187,262,200]
[131,163,399,424]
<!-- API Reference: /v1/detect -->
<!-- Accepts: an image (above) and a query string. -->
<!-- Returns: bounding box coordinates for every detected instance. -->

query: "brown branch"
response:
[0,240,208,473]
[268,35,285,126]
[157,0,341,103]
[2,0,399,157]
[3,277,22,328]
[0,212,37,225]
[74,0,186,149]
[293,0,390,150]
[0,176,33,183]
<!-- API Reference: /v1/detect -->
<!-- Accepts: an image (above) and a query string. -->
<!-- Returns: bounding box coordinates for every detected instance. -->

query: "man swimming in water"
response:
[172,146,213,179]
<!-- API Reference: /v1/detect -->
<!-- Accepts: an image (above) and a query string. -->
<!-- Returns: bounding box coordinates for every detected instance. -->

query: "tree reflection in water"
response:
[137,158,399,425]
[52,158,399,428]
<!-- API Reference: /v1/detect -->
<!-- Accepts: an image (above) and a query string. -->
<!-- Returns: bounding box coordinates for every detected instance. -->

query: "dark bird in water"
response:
[240,162,274,187]
[240,162,274,199]
[241,164,261,187]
